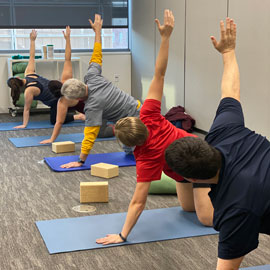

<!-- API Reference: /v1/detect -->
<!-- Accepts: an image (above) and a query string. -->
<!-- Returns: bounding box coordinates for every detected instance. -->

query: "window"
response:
[0,1,128,28]
[0,1,129,51]
[0,28,128,51]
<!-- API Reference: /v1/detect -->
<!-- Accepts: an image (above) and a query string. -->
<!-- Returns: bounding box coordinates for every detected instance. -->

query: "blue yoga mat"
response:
[9,133,116,148]
[36,206,218,254]
[0,120,84,131]
[44,151,136,172]
[240,266,270,270]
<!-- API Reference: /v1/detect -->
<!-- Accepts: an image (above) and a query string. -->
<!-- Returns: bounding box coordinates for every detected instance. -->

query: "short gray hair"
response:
[61,78,86,99]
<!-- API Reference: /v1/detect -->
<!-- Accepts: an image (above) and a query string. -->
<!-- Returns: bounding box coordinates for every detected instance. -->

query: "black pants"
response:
[98,120,114,138]
[180,179,210,188]
[50,100,74,125]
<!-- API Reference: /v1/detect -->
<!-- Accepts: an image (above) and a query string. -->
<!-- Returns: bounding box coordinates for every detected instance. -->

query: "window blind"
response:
[0,0,128,28]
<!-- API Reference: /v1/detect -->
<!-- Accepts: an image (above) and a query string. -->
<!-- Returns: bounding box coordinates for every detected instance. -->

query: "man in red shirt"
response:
[96,9,213,245]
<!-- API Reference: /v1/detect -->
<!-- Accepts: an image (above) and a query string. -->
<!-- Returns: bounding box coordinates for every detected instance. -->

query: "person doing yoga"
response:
[7,27,84,129]
[96,9,214,246]
[165,18,270,270]
[60,14,141,168]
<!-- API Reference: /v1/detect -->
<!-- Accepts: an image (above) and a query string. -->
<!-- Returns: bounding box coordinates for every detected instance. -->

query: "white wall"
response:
[131,0,270,138]
[155,0,185,113]
[185,0,227,131]
[229,0,270,138]
[131,0,185,114]
[130,0,155,104]
[0,52,131,113]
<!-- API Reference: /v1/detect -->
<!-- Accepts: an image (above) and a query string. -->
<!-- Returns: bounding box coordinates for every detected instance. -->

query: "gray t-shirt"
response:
[83,63,139,126]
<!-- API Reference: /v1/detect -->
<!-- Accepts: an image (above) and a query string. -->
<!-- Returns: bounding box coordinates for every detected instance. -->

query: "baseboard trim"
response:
[193,127,208,136]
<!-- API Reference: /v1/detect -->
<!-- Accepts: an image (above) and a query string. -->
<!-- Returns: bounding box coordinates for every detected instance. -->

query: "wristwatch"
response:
[78,158,85,164]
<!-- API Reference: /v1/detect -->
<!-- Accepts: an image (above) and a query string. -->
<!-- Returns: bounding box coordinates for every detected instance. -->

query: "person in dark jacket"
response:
[165,18,270,270]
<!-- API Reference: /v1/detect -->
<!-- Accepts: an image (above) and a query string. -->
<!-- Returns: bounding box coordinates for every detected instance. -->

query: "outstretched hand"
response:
[155,9,174,39]
[30,30,37,41]
[63,26,71,40]
[60,161,82,168]
[89,14,103,33]
[211,18,236,54]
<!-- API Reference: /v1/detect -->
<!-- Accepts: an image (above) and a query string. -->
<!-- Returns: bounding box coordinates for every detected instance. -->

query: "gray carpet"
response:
[0,112,269,270]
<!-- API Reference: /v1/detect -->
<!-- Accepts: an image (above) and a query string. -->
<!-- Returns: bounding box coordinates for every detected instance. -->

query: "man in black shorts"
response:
[165,18,270,270]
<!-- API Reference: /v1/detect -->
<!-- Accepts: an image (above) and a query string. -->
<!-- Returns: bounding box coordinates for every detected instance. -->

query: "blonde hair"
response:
[115,117,148,147]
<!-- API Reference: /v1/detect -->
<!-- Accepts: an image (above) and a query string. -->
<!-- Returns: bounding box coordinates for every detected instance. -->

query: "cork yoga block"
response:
[80,181,108,203]
[91,163,119,179]
[52,141,75,153]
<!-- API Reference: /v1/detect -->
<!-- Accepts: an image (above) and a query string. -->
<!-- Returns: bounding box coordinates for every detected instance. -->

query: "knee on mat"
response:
[197,213,213,227]
[181,204,195,212]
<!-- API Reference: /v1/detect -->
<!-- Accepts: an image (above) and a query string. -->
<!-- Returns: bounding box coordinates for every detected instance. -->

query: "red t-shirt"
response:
[134,99,196,182]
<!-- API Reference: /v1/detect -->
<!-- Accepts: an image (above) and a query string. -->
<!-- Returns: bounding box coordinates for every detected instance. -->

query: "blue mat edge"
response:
[240,266,270,270]
[8,134,116,148]
[0,120,84,131]
[44,152,136,172]
[44,155,85,172]
[36,220,218,254]
[35,207,219,254]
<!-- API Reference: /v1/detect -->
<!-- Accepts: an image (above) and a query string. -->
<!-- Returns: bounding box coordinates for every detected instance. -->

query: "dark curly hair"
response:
[48,80,63,98]
[165,137,222,180]
[7,77,24,106]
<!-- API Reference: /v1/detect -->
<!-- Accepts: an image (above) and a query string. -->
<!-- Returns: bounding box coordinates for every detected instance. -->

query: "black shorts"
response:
[179,179,210,188]
[260,214,270,235]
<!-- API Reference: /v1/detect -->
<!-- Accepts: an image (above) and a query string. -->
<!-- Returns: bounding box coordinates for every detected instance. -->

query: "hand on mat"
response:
[40,139,53,144]
[96,234,124,245]
[211,17,236,54]
[13,125,26,129]
[61,161,82,168]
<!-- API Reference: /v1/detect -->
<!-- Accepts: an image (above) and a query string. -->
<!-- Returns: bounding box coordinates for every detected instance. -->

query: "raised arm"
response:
[89,14,103,65]
[145,9,174,102]
[24,30,37,76]
[211,18,240,102]
[61,26,73,83]
[89,14,102,44]
[60,14,103,169]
